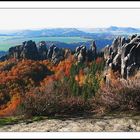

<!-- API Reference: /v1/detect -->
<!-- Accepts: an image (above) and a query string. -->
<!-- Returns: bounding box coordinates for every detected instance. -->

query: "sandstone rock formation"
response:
[104,34,140,79]
[47,44,55,59]
[0,40,66,64]
[87,41,97,61]
[38,41,48,60]
[74,41,97,63]
[47,44,64,64]
[21,40,39,60]
[51,46,64,64]
[7,40,39,60]
[0,40,97,64]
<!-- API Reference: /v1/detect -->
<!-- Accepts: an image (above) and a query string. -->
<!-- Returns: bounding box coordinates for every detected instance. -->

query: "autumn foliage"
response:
[0,53,139,117]
[0,54,106,117]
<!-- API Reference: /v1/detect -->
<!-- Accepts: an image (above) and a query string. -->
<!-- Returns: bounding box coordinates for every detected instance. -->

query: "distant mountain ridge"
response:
[1,26,140,38]
[10,28,89,37]
[0,28,115,41]
[0,26,139,53]
[79,26,140,34]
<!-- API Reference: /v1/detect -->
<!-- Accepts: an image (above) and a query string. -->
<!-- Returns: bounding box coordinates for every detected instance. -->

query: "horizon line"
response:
[0,26,140,31]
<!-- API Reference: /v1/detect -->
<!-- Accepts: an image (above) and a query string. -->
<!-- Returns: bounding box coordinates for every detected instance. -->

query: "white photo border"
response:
[0,1,140,139]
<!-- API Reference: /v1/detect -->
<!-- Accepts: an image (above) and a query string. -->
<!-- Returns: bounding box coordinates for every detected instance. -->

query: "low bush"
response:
[0,84,11,106]
[20,91,91,117]
[93,79,140,114]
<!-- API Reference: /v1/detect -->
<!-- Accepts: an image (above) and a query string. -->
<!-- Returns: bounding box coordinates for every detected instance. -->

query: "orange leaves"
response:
[0,59,52,117]
[40,57,74,88]
[0,94,20,117]
[0,53,95,117]
[52,58,73,77]
[39,55,75,95]
[75,69,85,86]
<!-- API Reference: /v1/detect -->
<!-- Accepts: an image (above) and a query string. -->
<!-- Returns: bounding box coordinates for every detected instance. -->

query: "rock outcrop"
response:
[47,44,64,64]
[75,45,87,63]
[87,41,97,61]
[0,40,66,64]
[74,41,97,63]
[7,40,39,60]
[21,40,39,60]
[38,41,48,60]
[104,34,140,79]
[51,45,64,64]
[0,40,97,64]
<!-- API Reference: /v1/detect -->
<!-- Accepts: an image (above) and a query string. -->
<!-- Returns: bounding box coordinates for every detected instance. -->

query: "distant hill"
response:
[11,28,89,37]
[1,27,140,37]
[1,28,115,39]
[0,27,139,52]
[106,26,140,34]
[79,26,140,35]
[0,34,9,36]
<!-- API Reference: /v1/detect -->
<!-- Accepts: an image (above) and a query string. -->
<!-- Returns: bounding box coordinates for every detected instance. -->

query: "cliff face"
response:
[104,34,140,79]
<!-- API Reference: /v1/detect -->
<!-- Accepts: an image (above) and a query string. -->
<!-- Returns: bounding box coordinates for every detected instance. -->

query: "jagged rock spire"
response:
[104,34,140,79]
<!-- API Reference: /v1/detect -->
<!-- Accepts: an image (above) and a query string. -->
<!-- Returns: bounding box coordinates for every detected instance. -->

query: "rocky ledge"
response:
[0,115,140,132]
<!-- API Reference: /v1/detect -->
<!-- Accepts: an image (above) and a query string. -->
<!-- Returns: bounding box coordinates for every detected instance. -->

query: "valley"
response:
[0,26,138,51]
[0,36,92,51]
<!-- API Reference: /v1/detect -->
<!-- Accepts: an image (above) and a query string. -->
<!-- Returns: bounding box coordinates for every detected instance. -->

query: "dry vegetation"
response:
[0,54,140,119]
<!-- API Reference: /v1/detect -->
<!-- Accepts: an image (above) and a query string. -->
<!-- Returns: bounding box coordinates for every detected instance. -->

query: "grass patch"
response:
[0,117,19,127]
[24,116,47,124]
[0,116,47,127]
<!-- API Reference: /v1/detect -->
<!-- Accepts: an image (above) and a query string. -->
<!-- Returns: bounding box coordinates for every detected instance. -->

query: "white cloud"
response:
[0,9,140,30]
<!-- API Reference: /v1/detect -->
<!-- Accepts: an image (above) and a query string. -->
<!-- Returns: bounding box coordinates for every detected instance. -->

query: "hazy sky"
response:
[0,9,140,30]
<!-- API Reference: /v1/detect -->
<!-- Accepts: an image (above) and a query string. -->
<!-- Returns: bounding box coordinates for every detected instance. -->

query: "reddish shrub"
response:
[20,91,91,117]
[93,79,140,114]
